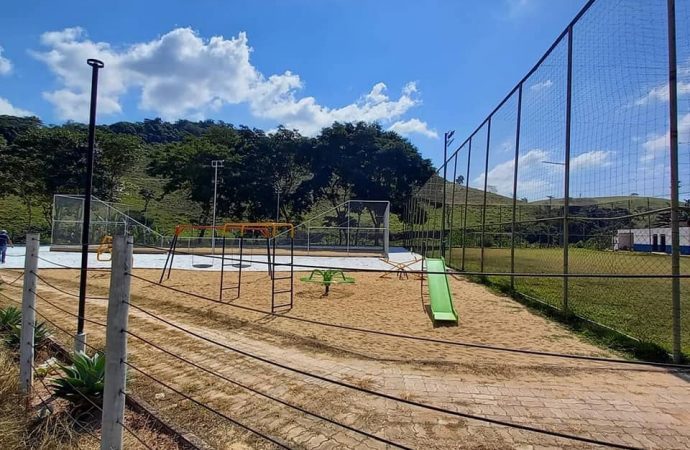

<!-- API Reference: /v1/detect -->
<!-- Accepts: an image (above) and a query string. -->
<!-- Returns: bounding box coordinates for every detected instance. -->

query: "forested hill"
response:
[0,115,435,238]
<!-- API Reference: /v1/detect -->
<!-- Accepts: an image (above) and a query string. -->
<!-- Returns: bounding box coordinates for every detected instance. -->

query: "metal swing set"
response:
[159,222,296,313]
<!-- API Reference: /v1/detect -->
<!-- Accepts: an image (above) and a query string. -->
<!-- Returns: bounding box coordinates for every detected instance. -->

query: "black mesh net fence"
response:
[406,0,689,359]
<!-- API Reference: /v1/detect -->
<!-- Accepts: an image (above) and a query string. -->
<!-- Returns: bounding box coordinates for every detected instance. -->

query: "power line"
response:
[30,326,153,449]
[36,255,111,272]
[31,271,108,300]
[126,329,411,450]
[1,291,157,450]
[125,301,640,450]
[123,361,290,449]
[31,289,107,328]
[127,273,690,370]
[0,271,24,286]
[31,363,102,442]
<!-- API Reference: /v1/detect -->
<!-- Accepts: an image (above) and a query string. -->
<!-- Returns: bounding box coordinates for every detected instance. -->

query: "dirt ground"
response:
[1,267,689,449]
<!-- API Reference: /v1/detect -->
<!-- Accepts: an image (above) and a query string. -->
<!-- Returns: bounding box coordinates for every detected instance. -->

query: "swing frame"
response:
[159,222,296,312]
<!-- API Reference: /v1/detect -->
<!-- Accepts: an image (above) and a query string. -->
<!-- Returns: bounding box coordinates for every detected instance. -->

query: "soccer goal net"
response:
[51,194,165,248]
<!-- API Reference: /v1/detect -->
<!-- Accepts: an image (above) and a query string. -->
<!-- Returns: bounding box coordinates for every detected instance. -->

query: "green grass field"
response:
[447,246,690,357]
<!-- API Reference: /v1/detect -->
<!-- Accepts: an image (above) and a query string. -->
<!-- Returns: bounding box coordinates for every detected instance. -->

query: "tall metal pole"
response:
[667,0,682,363]
[211,160,224,256]
[511,83,524,290]
[441,131,453,259]
[449,152,459,264]
[76,58,104,353]
[461,137,473,271]
[275,188,281,222]
[563,27,574,316]
[480,118,492,272]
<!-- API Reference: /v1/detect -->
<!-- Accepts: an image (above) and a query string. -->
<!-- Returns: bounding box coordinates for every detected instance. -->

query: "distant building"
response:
[614,227,690,255]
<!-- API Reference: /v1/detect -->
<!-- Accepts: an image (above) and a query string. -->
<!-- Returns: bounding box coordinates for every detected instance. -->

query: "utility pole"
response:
[76,58,104,353]
[211,160,224,255]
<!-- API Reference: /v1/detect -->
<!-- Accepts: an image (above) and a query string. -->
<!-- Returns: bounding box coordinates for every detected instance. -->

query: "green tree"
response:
[139,188,155,214]
[147,136,239,226]
[4,127,87,226]
[0,115,42,144]
[257,127,314,221]
[312,122,433,220]
[95,131,143,201]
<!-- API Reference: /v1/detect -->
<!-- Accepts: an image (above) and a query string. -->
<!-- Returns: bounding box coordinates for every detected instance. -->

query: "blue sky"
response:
[1,0,688,201]
[0,0,587,164]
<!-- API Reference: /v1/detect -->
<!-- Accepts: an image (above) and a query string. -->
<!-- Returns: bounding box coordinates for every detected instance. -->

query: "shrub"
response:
[4,322,51,350]
[50,352,105,411]
[0,307,21,333]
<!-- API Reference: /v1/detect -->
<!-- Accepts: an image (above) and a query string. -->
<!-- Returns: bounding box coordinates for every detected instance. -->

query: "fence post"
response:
[101,235,133,450]
[461,137,473,271]
[19,233,40,398]
[412,197,421,253]
[562,25,574,315]
[666,0,682,363]
[383,201,390,257]
[449,152,459,264]
[346,201,351,255]
[306,225,310,254]
[423,198,431,257]
[480,117,492,272]
[511,84,523,290]
[441,133,450,259]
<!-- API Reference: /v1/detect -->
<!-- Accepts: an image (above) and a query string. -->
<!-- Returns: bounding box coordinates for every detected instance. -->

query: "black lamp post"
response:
[75,58,104,353]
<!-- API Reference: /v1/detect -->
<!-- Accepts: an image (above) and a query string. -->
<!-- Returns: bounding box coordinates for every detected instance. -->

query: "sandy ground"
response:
[1,267,689,449]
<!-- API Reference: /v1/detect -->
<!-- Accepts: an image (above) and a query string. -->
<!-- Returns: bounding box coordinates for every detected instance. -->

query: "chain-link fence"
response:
[275,200,390,255]
[52,194,165,248]
[403,0,690,362]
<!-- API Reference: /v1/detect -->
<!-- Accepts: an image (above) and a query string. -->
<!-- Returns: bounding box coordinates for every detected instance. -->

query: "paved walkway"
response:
[7,278,688,450]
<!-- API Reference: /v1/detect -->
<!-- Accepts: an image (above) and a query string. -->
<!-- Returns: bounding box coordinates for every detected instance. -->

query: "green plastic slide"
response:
[426,257,458,323]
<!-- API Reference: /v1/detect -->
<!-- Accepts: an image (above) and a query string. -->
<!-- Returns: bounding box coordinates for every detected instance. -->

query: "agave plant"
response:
[4,321,51,350]
[0,306,21,332]
[50,352,105,411]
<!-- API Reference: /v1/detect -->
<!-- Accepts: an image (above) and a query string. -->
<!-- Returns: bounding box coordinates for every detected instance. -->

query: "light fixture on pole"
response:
[211,160,224,255]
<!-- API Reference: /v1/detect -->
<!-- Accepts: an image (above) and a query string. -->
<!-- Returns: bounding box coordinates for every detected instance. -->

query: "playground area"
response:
[3,211,690,449]
[2,263,690,448]
[0,0,688,446]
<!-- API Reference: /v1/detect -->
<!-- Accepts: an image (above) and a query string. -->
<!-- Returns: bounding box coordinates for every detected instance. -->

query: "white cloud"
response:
[32,27,430,135]
[530,79,553,91]
[0,97,33,116]
[570,150,613,170]
[473,149,555,197]
[388,118,438,139]
[642,113,690,161]
[471,148,614,199]
[0,46,12,75]
[635,81,690,105]
[505,0,534,19]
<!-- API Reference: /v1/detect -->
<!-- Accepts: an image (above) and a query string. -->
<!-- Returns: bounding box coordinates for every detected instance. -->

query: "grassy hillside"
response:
[0,155,406,242]
[531,195,671,209]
